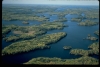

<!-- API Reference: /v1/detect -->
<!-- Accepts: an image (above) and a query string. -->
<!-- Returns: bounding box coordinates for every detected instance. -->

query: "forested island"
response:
[83,34,98,41]
[22,21,29,24]
[94,30,99,36]
[2,22,67,42]
[71,18,82,22]
[63,46,72,50]
[78,20,98,26]
[24,56,98,65]
[2,32,67,56]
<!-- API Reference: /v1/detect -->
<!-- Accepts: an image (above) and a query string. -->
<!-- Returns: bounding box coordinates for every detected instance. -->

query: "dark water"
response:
[89,54,99,59]
[2,5,99,64]
[2,40,12,50]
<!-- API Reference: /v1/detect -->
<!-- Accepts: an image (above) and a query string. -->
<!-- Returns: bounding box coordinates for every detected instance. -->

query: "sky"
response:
[2,0,99,5]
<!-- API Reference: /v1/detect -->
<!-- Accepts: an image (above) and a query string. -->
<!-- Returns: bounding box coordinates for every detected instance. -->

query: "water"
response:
[2,40,12,49]
[2,5,99,64]
[49,14,58,22]
[2,20,41,26]
[81,13,85,17]
[63,21,99,49]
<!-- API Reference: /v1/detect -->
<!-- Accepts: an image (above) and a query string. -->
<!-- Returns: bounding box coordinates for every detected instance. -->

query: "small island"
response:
[78,20,98,26]
[86,37,98,41]
[83,34,98,41]
[71,18,82,22]
[63,46,72,50]
[22,21,29,24]
[94,30,99,36]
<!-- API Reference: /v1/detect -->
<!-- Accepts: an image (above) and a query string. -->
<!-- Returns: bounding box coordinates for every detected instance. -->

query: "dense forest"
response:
[24,56,98,65]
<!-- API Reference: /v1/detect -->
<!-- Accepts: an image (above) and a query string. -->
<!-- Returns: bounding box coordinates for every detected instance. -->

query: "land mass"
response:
[2,32,67,56]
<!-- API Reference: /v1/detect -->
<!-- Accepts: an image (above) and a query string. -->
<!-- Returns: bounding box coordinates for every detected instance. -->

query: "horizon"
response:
[2,0,99,6]
[2,4,99,6]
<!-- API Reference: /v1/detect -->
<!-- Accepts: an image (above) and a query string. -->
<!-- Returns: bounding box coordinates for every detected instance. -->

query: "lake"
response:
[2,5,99,64]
